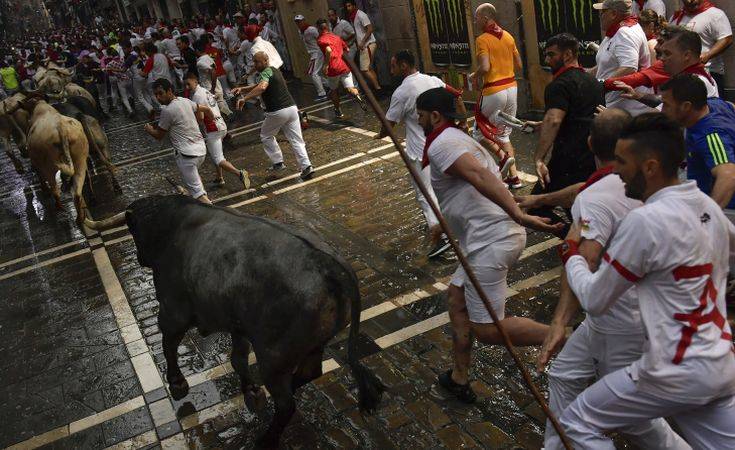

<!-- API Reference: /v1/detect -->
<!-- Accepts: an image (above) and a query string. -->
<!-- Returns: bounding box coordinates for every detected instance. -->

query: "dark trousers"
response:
[712,72,726,99]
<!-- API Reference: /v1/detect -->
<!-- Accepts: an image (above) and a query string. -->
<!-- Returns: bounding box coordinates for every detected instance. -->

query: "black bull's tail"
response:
[344,272,384,411]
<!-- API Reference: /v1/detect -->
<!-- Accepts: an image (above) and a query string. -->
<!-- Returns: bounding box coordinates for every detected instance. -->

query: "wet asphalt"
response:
[2,80,720,449]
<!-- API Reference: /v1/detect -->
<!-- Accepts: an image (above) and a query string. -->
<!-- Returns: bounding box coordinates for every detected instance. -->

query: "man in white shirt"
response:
[537,109,688,450]
[632,0,666,17]
[186,71,250,190]
[416,87,562,403]
[345,0,381,91]
[669,0,732,94]
[381,50,450,258]
[593,0,653,116]
[294,15,327,101]
[328,8,357,61]
[144,78,214,204]
[560,112,735,448]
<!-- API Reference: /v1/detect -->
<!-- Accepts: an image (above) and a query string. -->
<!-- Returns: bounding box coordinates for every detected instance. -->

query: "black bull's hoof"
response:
[244,385,267,412]
[169,377,190,400]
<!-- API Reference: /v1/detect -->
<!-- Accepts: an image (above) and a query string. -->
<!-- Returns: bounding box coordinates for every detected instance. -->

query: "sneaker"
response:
[334,108,344,119]
[497,154,515,178]
[314,94,328,102]
[269,162,287,172]
[211,177,226,187]
[356,94,368,111]
[504,176,523,189]
[239,169,251,189]
[428,237,451,259]
[300,165,315,180]
[437,370,477,404]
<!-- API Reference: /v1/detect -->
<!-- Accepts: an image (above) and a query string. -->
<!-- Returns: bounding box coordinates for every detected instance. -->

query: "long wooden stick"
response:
[343,55,573,450]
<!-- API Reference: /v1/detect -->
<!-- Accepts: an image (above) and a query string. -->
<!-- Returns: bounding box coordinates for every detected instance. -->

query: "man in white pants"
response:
[186,72,250,189]
[294,15,327,101]
[536,109,688,450]
[144,78,214,204]
[380,49,452,258]
[560,112,735,449]
[233,52,314,180]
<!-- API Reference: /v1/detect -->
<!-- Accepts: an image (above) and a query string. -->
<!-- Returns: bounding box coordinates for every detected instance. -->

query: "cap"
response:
[294,14,305,21]
[416,87,472,121]
[592,0,632,12]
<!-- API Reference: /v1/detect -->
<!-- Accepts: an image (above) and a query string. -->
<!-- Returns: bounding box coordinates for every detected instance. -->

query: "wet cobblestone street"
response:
[2,82,731,450]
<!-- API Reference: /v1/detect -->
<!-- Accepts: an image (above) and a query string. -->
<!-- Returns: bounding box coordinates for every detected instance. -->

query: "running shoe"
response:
[497,154,515,178]
[314,94,328,102]
[334,108,344,119]
[300,165,315,180]
[437,370,477,404]
[504,176,523,189]
[269,162,287,172]
[239,169,251,189]
[428,237,452,259]
[356,94,368,111]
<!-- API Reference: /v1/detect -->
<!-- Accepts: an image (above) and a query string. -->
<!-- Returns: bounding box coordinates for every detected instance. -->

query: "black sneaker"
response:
[356,94,368,111]
[269,162,287,172]
[300,165,315,180]
[428,237,452,259]
[437,370,477,404]
[334,108,344,119]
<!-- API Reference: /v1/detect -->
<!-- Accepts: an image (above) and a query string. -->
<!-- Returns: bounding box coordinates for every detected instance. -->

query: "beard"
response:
[421,122,434,137]
[624,170,647,200]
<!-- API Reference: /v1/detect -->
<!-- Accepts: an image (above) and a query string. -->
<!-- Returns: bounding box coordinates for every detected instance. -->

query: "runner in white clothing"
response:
[560,112,735,449]
[294,15,327,100]
[186,72,250,190]
[328,9,357,60]
[417,87,563,404]
[536,109,688,450]
[593,0,654,116]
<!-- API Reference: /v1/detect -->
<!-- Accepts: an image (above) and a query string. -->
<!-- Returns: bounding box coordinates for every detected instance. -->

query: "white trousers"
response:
[407,158,439,228]
[205,130,227,166]
[560,367,735,449]
[307,53,326,97]
[174,153,206,199]
[545,321,687,450]
[260,105,311,170]
[133,77,153,114]
[472,87,517,144]
[114,79,134,114]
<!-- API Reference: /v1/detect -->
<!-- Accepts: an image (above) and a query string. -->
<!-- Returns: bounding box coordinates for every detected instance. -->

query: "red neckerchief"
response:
[605,16,639,38]
[682,62,715,84]
[645,31,656,40]
[348,9,358,23]
[297,22,309,33]
[483,22,504,40]
[553,64,583,79]
[578,165,614,192]
[672,1,714,25]
[422,122,458,168]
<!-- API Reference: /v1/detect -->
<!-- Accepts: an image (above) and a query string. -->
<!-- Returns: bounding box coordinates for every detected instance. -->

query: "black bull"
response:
[86,195,383,447]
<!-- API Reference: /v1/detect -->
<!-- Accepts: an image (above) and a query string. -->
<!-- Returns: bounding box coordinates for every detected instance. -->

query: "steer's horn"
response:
[84,211,127,230]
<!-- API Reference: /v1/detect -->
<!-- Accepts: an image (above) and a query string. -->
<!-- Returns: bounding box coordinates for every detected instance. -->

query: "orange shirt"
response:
[475,31,518,96]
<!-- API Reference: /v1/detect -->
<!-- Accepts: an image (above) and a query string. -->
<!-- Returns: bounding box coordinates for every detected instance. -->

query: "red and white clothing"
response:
[632,0,666,17]
[596,19,653,116]
[300,25,326,97]
[317,31,355,90]
[142,53,172,83]
[670,4,732,75]
[561,181,735,448]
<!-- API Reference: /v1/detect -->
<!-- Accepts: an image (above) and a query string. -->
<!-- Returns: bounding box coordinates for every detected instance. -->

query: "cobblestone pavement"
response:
[1,82,732,450]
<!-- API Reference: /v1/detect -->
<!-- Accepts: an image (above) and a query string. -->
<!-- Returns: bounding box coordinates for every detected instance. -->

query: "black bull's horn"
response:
[84,211,127,230]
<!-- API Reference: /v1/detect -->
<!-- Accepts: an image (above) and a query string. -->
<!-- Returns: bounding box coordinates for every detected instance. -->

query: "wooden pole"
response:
[343,54,574,450]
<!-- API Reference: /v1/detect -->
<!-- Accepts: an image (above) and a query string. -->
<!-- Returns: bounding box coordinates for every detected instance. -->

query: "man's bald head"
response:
[590,108,632,162]
[475,3,497,21]
[253,51,270,71]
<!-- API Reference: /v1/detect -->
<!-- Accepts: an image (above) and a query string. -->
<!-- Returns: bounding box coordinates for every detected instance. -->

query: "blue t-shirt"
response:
[686,98,735,210]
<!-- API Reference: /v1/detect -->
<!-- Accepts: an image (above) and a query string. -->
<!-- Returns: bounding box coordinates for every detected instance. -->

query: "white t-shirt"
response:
[250,36,283,70]
[385,72,445,161]
[196,54,215,90]
[428,128,524,254]
[352,10,376,46]
[148,53,172,83]
[301,26,321,57]
[158,97,207,157]
[632,0,666,17]
[670,7,733,75]
[238,39,253,68]
[570,172,643,334]
[596,23,653,115]
[223,26,240,50]
[696,73,720,98]
[161,38,180,59]
[566,181,735,403]
[331,19,356,49]
[191,85,226,133]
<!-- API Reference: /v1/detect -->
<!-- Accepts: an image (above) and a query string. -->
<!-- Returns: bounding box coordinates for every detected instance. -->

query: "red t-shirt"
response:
[317,32,350,77]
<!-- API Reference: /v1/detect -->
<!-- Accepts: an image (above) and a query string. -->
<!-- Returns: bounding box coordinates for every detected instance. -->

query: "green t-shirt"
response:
[259,67,294,113]
[0,66,18,90]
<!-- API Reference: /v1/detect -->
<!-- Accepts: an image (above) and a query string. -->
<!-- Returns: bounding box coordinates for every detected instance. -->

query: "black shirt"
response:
[543,67,604,187]
[180,47,198,77]
[259,66,294,113]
